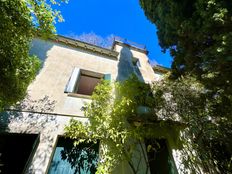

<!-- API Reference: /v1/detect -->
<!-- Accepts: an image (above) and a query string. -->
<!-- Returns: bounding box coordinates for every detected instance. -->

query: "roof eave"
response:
[50,35,119,59]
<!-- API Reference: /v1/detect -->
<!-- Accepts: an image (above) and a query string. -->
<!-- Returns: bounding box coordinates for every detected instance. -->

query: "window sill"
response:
[67,93,91,99]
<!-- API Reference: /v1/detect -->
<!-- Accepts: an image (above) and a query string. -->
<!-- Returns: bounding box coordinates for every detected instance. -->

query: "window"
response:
[48,137,99,174]
[0,133,38,174]
[145,139,178,174]
[76,71,101,95]
[64,68,111,96]
[132,57,141,68]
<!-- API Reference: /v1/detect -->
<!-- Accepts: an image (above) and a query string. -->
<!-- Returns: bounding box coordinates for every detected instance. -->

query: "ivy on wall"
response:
[65,75,184,174]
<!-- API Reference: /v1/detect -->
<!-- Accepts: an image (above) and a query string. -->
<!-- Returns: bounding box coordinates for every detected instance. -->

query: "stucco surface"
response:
[1,38,172,174]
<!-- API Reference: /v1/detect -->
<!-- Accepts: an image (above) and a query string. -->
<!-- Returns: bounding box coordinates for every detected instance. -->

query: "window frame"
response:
[75,70,103,96]
[0,133,39,174]
[145,138,178,174]
[132,57,141,68]
[64,68,111,98]
[47,136,100,174]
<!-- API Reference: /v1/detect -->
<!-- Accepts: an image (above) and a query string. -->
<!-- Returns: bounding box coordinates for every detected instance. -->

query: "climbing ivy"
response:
[65,76,184,174]
[153,75,232,173]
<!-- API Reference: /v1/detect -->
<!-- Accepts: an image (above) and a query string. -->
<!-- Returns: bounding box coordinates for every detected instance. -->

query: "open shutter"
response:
[104,74,111,81]
[64,68,80,93]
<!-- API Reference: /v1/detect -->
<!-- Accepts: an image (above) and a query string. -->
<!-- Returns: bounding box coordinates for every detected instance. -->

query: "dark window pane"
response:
[145,139,178,174]
[0,133,38,174]
[77,75,101,95]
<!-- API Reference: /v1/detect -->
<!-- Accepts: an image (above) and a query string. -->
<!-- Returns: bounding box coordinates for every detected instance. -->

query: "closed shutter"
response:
[64,68,80,93]
[104,74,111,81]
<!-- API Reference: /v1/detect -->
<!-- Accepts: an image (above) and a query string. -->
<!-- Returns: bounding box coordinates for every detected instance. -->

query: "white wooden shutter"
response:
[64,68,80,93]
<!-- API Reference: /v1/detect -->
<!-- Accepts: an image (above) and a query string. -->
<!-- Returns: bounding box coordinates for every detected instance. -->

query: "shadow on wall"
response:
[29,39,54,72]
[0,95,59,173]
[0,95,57,132]
[116,46,145,82]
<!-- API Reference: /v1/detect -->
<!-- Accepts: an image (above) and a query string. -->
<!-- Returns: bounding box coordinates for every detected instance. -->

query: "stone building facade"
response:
[0,36,177,174]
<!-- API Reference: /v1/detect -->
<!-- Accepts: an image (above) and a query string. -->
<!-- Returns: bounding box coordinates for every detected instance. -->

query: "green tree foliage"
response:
[140,0,232,108]
[140,0,232,172]
[0,0,66,109]
[153,75,232,173]
[65,76,183,174]
[140,0,232,86]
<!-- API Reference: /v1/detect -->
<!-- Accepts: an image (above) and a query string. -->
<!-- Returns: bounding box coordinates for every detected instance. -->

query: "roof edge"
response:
[112,39,149,55]
[49,35,119,59]
[153,65,170,73]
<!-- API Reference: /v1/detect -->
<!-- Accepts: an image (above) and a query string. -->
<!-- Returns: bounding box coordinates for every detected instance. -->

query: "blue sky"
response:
[55,0,172,67]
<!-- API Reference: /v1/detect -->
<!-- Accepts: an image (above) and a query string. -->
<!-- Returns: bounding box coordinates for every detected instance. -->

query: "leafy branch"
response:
[65,76,184,173]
